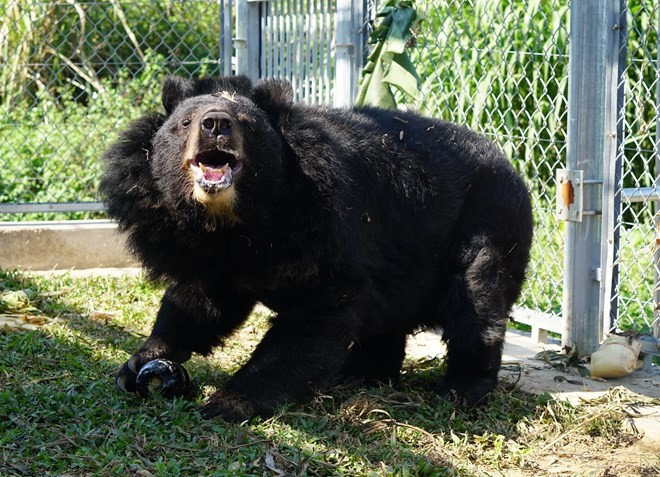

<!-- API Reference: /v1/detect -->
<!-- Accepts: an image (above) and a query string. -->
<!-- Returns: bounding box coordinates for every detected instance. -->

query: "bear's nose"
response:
[200,111,232,137]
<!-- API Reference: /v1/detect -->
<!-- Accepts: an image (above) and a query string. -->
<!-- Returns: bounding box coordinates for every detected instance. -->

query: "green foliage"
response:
[0,0,225,220]
[622,1,659,195]
[612,224,656,335]
[356,1,422,108]
[400,0,569,185]
[0,54,165,219]
[0,0,224,108]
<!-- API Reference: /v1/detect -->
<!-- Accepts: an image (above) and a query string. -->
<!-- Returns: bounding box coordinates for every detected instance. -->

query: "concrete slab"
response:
[500,331,659,400]
[0,220,136,270]
[407,329,660,445]
[407,329,660,400]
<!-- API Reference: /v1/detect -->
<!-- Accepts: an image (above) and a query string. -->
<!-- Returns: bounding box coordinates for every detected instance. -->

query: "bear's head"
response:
[151,76,294,225]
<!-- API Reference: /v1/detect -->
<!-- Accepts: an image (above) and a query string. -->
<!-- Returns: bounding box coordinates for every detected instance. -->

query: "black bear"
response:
[101,75,533,422]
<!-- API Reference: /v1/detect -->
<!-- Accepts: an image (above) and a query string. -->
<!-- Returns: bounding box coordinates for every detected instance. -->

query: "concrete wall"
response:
[0,220,137,270]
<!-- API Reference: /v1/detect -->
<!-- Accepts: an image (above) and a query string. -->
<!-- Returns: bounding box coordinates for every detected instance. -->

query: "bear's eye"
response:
[237,114,256,132]
[181,118,192,129]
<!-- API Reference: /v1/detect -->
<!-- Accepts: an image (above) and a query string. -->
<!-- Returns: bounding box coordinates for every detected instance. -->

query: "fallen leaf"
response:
[0,314,50,331]
[0,290,36,312]
[264,452,285,476]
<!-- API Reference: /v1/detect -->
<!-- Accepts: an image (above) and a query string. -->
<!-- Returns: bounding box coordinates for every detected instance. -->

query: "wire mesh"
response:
[611,1,660,337]
[0,0,227,219]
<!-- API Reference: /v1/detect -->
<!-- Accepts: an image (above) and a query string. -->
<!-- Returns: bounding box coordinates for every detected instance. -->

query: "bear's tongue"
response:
[200,163,231,182]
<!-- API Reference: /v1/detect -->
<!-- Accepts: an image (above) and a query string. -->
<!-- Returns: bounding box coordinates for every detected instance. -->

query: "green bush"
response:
[0,0,224,108]
[0,0,225,220]
[0,54,166,219]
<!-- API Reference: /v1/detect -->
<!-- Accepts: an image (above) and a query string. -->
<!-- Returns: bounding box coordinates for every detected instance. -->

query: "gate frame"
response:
[561,0,624,354]
[234,0,365,106]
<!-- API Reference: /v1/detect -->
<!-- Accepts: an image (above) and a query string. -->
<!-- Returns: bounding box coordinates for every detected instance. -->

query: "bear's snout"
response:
[200,111,233,138]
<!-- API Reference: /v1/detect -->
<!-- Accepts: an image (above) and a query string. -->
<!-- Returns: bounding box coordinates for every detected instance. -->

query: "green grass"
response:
[1,270,657,476]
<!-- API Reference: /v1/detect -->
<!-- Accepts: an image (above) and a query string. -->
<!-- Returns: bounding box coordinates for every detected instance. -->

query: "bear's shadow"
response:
[1,269,536,474]
[188,312,539,465]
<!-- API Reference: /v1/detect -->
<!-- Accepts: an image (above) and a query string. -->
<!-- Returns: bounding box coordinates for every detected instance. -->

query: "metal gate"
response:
[234,0,365,107]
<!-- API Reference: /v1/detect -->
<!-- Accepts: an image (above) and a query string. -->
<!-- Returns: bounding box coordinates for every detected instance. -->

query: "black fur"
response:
[101,75,533,421]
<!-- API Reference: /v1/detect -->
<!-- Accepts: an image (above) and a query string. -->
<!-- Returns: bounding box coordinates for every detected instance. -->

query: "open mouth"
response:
[189,149,242,193]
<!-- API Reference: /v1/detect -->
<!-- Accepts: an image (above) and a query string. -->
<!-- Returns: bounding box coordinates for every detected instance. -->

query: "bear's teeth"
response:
[190,164,204,181]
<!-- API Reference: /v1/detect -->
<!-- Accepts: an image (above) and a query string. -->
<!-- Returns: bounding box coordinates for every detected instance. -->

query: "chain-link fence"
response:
[0,0,230,218]
[1,0,658,351]
[610,2,659,340]
[603,1,660,361]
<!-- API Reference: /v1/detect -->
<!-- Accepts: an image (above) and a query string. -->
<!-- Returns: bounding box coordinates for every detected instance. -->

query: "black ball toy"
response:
[135,359,191,398]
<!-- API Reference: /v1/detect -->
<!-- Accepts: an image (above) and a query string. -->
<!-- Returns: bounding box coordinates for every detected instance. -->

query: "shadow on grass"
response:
[0,269,227,476]
[0,269,546,476]
[252,364,551,476]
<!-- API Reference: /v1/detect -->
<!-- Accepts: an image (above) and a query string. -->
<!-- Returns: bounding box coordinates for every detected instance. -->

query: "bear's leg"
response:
[116,283,254,393]
[339,333,407,384]
[200,311,358,421]
[437,241,510,406]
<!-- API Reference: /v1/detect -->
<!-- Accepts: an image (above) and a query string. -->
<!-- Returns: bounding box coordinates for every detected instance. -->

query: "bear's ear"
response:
[252,79,294,126]
[162,76,194,115]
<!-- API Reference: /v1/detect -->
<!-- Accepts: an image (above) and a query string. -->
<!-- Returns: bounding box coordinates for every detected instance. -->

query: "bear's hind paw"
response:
[199,389,265,422]
[436,376,497,408]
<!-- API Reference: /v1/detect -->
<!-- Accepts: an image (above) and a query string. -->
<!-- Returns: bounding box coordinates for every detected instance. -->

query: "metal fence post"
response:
[563,0,621,354]
[352,0,366,101]
[334,0,355,107]
[654,10,660,348]
[235,0,261,81]
[599,0,626,341]
[221,0,233,75]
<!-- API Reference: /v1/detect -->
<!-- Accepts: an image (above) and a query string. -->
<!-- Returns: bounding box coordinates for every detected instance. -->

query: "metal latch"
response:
[556,169,602,222]
[556,169,584,222]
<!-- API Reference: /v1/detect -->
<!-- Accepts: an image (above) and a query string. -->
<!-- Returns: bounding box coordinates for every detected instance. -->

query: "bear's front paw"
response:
[199,389,267,422]
[116,339,192,394]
